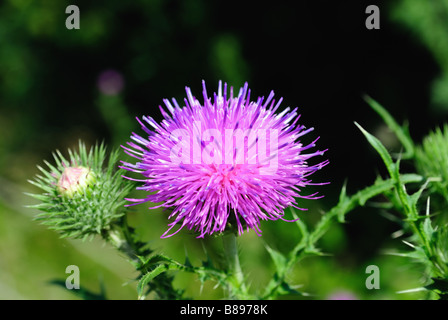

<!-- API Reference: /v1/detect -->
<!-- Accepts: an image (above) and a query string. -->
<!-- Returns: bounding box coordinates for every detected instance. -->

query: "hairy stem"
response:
[222,232,247,299]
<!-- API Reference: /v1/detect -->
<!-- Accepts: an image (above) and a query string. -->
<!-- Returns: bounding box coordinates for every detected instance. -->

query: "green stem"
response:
[107,228,139,264]
[222,232,247,299]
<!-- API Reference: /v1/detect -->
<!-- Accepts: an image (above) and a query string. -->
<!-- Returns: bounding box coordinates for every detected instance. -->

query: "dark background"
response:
[0,0,446,299]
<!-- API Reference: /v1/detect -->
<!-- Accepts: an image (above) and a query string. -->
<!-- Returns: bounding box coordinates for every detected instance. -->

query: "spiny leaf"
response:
[337,180,349,223]
[290,209,308,252]
[142,254,177,269]
[184,254,193,269]
[137,264,171,300]
[265,245,288,277]
[422,217,435,243]
[201,243,214,269]
[363,95,415,158]
[355,121,396,179]
[305,174,423,259]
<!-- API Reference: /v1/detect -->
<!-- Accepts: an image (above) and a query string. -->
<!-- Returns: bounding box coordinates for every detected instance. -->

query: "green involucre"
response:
[415,124,448,202]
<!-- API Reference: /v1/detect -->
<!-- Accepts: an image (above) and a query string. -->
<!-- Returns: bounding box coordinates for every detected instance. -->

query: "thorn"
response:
[402,240,415,248]
[396,287,427,294]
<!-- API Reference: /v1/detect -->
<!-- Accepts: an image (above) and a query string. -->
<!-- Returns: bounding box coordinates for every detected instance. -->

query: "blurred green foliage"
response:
[390,0,448,113]
[0,0,447,299]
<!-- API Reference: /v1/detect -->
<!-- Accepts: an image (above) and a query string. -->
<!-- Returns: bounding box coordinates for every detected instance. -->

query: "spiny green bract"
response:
[27,141,134,241]
[415,124,448,203]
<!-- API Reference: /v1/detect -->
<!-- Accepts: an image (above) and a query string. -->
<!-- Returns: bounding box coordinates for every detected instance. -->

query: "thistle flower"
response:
[27,142,134,240]
[122,81,328,238]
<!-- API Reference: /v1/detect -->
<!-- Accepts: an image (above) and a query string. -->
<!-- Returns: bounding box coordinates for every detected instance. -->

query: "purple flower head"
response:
[121,81,328,238]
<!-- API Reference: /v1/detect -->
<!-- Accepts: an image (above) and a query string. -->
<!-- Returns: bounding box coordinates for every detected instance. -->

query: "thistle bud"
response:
[27,142,134,240]
[57,166,96,197]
